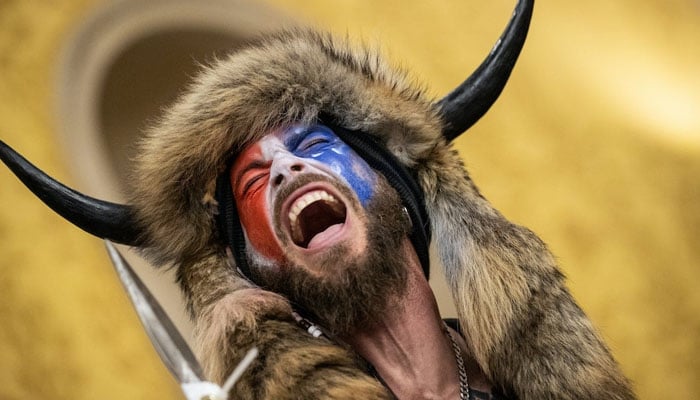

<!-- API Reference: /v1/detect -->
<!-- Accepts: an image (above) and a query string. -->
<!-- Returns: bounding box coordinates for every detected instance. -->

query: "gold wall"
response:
[1,0,698,399]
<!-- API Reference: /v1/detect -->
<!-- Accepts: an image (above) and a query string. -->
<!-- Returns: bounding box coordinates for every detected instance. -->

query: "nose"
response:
[270,155,305,187]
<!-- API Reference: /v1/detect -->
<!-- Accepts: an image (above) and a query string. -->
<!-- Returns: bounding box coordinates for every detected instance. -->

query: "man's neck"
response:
[342,241,461,400]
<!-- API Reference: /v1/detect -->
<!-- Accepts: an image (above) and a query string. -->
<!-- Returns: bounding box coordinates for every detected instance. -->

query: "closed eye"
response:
[242,173,267,196]
[300,137,329,151]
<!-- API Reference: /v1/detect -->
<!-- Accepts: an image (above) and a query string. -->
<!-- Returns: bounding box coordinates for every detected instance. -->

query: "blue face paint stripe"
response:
[280,124,378,206]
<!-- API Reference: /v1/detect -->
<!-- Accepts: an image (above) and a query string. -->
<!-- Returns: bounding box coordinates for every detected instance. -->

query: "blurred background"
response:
[0,0,698,398]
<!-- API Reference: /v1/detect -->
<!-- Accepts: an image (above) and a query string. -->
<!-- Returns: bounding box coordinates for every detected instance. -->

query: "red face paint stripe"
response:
[231,142,284,262]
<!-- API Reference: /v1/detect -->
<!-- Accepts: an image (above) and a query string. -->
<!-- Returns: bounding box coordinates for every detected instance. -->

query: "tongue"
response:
[306,223,345,250]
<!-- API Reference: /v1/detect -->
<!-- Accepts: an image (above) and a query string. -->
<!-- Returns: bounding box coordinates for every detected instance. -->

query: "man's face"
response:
[230,124,411,333]
[231,124,378,272]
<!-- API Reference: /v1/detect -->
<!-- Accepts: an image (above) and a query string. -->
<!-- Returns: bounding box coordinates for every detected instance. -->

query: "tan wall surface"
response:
[1,0,698,399]
[0,1,182,399]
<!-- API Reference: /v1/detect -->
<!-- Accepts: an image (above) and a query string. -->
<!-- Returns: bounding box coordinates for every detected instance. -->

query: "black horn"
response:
[437,0,534,141]
[1,140,142,246]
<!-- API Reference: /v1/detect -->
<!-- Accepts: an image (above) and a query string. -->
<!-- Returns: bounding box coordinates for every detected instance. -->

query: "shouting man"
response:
[1,0,635,398]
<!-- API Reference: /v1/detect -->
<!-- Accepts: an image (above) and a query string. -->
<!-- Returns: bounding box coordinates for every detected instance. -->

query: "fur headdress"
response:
[1,1,636,398]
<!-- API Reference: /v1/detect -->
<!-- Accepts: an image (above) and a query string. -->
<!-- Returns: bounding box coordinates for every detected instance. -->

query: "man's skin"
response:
[231,124,493,398]
[344,238,493,399]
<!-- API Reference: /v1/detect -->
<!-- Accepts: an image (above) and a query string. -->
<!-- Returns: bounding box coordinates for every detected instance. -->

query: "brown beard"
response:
[248,174,411,335]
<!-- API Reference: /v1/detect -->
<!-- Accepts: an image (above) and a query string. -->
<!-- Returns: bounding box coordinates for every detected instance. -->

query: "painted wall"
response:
[1,0,698,398]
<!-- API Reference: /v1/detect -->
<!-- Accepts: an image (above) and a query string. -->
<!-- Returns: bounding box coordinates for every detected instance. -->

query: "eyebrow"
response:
[234,159,270,191]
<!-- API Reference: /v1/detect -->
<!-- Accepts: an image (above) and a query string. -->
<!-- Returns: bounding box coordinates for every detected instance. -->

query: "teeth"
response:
[288,190,338,224]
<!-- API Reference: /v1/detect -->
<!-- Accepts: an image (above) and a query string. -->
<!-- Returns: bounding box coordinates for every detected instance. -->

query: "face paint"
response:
[281,125,376,206]
[231,142,284,262]
[230,124,378,263]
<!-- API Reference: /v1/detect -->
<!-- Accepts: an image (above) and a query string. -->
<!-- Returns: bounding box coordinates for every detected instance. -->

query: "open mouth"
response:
[287,189,347,248]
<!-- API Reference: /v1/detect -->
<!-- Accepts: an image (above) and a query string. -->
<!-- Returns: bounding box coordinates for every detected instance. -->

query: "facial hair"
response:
[248,174,411,335]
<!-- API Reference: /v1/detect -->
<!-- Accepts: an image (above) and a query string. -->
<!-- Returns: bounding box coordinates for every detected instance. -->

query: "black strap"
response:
[215,169,251,277]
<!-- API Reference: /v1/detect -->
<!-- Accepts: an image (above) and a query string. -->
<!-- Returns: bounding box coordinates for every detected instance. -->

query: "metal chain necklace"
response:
[444,323,470,400]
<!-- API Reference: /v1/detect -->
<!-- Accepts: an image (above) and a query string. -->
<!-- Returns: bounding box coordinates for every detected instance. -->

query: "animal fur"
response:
[131,30,635,399]
[186,252,391,399]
